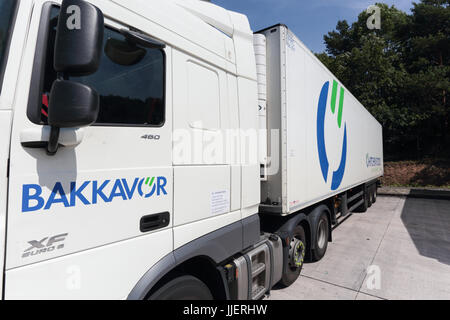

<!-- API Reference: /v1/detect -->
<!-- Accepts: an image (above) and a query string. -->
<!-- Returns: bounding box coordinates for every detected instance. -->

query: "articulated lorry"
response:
[0,0,383,299]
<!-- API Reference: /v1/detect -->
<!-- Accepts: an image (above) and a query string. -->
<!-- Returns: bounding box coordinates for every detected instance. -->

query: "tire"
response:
[355,190,368,213]
[312,211,329,262]
[280,225,306,287]
[372,187,377,204]
[367,187,373,208]
[148,275,213,300]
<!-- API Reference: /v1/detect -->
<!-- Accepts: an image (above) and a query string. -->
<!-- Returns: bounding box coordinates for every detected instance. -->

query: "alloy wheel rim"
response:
[317,219,327,249]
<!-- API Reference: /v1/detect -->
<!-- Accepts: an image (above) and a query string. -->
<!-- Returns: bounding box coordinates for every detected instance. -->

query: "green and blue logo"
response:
[317,80,347,191]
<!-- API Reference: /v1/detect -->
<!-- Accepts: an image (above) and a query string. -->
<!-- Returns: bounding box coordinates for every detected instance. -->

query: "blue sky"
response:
[213,0,414,53]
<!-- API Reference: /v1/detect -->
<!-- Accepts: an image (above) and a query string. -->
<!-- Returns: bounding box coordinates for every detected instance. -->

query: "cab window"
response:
[36,6,165,127]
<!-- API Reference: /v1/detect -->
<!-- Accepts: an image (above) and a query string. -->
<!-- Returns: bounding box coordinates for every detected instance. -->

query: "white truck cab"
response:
[0,0,383,300]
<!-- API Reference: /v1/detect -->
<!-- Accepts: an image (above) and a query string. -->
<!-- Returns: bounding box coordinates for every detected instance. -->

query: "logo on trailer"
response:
[22,176,168,213]
[366,154,381,167]
[316,80,347,191]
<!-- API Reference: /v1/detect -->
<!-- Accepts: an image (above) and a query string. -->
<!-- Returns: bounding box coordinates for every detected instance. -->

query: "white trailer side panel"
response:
[260,25,383,215]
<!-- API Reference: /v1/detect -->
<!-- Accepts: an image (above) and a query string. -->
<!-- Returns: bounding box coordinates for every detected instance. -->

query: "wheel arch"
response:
[267,212,312,273]
[127,253,228,300]
[127,217,258,300]
[146,255,227,300]
[274,212,311,245]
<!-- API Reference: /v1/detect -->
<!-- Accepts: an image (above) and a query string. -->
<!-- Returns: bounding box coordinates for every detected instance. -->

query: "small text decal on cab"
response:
[22,233,68,258]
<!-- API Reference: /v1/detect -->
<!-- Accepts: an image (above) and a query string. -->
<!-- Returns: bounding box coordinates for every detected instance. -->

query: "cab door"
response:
[5,1,173,299]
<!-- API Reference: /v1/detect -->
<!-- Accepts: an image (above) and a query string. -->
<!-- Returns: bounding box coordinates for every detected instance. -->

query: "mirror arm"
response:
[46,72,65,156]
[120,29,166,49]
[57,72,68,81]
[47,126,60,156]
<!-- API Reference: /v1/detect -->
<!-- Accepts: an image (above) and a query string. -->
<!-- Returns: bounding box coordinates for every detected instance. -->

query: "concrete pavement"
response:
[268,196,450,300]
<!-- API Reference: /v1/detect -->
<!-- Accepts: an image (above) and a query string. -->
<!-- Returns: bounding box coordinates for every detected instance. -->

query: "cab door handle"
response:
[140,212,170,233]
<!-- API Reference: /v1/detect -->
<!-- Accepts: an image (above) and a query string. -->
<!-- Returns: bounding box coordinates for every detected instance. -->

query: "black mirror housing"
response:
[54,0,104,76]
[48,80,99,128]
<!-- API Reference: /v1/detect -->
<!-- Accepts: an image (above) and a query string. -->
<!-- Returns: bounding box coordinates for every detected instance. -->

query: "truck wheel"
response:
[148,275,213,300]
[355,191,368,213]
[372,188,377,204]
[312,211,329,261]
[280,225,306,287]
[367,188,373,208]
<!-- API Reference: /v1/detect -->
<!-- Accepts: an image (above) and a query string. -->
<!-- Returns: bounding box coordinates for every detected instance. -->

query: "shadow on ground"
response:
[401,197,450,265]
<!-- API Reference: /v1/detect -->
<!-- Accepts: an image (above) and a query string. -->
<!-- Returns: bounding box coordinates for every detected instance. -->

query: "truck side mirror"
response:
[48,80,99,128]
[46,0,104,155]
[54,0,104,75]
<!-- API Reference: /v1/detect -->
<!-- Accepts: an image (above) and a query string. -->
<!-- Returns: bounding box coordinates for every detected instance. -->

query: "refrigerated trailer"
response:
[0,0,383,299]
[258,25,383,215]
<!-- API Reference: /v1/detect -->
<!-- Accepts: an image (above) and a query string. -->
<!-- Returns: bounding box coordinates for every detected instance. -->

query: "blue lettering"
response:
[44,182,70,210]
[22,176,168,213]
[70,181,91,206]
[92,180,111,204]
[122,178,139,199]
[22,184,45,212]
[109,179,127,201]
[144,184,156,198]
[157,176,168,196]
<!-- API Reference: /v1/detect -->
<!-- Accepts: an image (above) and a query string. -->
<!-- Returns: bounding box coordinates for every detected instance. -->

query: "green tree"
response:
[317,1,449,159]
[402,0,450,156]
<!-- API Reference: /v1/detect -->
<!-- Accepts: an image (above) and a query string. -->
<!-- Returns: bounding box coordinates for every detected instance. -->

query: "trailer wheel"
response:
[148,275,213,300]
[280,225,306,287]
[312,211,329,261]
[372,187,377,204]
[355,191,368,213]
[367,187,373,208]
